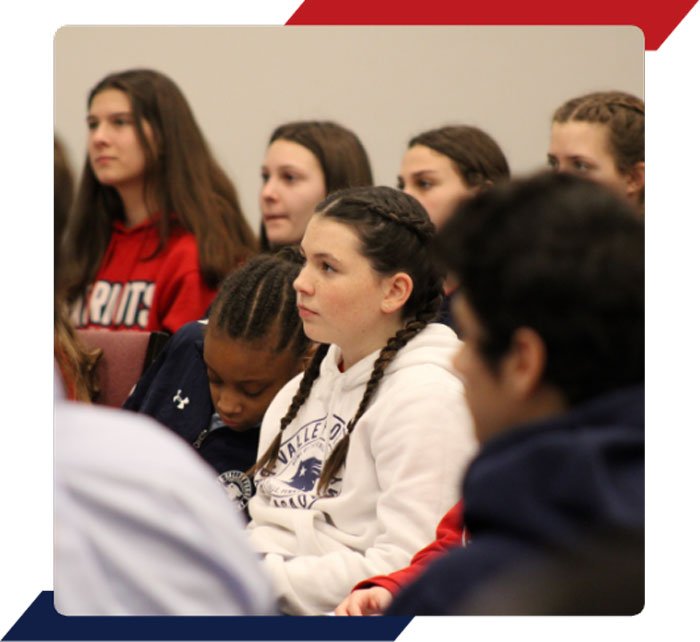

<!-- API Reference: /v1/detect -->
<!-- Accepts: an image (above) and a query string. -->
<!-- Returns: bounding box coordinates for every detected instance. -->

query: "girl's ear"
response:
[380,272,413,315]
[625,161,645,203]
[500,327,547,400]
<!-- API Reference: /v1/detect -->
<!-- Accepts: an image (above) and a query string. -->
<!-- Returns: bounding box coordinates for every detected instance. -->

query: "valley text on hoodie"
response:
[246,323,478,615]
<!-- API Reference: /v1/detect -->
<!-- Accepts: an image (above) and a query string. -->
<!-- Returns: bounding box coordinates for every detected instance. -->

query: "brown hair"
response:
[54,136,74,268]
[270,120,373,194]
[260,120,374,251]
[552,91,644,203]
[408,125,510,188]
[62,68,257,301]
[249,186,444,493]
[54,136,102,402]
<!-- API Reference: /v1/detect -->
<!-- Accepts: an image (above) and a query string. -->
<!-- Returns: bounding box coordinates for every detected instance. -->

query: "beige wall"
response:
[54,26,643,229]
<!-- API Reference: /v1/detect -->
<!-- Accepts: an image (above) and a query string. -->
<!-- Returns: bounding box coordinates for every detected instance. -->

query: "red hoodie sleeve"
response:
[353,500,465,596]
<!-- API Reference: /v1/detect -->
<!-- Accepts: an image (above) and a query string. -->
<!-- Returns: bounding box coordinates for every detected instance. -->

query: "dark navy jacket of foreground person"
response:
[387,386,644,615]
[123,320,259,514]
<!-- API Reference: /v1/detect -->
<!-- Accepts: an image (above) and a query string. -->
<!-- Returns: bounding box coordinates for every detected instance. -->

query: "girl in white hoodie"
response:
[246,186,477,614]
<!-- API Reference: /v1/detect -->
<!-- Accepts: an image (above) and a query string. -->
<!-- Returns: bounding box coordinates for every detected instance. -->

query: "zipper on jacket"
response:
[193,428,209,449]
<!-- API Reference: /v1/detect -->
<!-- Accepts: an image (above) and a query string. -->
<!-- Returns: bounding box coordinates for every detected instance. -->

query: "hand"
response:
[334,586,393,616]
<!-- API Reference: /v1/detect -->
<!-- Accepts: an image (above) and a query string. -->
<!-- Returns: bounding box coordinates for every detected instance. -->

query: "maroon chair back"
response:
[74,329,168,407]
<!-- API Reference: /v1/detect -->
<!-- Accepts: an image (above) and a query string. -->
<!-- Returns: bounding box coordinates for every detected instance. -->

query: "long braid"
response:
[249,186,444,493]
[313,185,445,493]
[247,342,330,477]
[206,248,313,478]
[317,279,443,493]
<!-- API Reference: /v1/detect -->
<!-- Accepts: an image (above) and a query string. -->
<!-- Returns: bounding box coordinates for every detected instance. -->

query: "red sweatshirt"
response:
[72,219,217,334]
[353,500,466,595]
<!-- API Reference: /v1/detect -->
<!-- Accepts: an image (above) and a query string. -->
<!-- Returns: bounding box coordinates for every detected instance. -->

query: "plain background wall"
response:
[54,26,643,230]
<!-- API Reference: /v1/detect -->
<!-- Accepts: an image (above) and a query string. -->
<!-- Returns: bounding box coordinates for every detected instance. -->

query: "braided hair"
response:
[249,186,444,493]
[552,91,644,203]
[207,247,310,361]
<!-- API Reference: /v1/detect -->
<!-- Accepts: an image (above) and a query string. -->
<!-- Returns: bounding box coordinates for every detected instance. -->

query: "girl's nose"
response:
[293,265,313,295]
[218,389,244,417]
[402,185,419,201]
[90,123,109,147]
[260,177,277,201]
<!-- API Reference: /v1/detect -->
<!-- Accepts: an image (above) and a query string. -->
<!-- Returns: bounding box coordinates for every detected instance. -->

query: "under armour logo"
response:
[173,389,190,410]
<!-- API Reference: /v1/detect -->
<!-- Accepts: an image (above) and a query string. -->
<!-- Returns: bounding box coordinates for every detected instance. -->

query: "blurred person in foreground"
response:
[386,172,644,615]
[54,369,277,615]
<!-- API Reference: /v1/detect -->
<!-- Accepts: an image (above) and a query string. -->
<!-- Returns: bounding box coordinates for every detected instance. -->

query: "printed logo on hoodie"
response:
[73,280,155,329]
[257,414,347,509]
[218,469,253,511]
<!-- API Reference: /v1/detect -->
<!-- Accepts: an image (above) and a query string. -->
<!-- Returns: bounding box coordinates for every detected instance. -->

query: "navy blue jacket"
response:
[123,320,260,514]
[435,290,455,330]
[387,385,644,615]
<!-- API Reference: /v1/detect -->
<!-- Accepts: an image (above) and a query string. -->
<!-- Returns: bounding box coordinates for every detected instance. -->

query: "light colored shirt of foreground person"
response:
[54,376,277,616]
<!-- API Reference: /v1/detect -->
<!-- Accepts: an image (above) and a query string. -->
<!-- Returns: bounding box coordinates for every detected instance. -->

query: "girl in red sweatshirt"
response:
[62,68,257,334]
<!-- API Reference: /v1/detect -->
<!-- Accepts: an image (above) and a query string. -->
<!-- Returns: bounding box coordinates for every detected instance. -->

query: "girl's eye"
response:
[322,262,335,274]
[547,157,558,170]
[573,160,591,172]
[111,114,134,127]
[241,385,267,398]
[396,179,405,190]
[283,173,297,183]
[206,370,222,386]
[417,180,433,189]
[87,120,98,131]
[261,171,269,183]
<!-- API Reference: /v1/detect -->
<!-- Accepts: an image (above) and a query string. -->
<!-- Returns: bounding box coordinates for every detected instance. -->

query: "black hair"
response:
[436,171,644,405]
[249,186,444,491]
[207,247,310,361]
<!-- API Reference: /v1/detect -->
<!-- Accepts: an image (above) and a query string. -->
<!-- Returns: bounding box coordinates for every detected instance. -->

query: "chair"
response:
[75,329,170,408]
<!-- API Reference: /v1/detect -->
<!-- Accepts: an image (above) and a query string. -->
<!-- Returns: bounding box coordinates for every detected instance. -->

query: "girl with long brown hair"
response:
[62,68,257,333]
[259,120,373,250]
[397,124,510,230]
[397,124,511,327]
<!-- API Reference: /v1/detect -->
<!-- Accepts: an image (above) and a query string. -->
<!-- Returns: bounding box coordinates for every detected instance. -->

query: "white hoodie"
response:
[246,323,478,614]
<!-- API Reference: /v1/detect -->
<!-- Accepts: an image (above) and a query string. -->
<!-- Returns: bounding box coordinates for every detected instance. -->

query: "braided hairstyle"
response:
[552,91,644,204]
[207,247,310,362]
[250,186,444,493]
